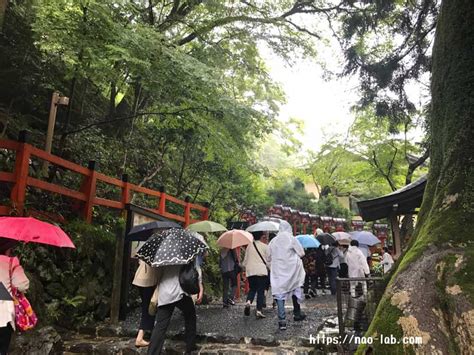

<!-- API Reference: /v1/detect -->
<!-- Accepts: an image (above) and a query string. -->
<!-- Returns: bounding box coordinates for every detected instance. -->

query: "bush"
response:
[16,219,118,328]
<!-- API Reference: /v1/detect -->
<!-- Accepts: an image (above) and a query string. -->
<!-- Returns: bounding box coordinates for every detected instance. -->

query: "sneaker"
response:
[244,304,250,316]
[294,313,307,321]
[279,321,287,330]
[227,299,236,305]
[256,311,266,319]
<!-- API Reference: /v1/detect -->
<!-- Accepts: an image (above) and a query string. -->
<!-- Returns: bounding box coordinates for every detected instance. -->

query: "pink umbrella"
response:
[217,229,253,249]
[0,217,75,248]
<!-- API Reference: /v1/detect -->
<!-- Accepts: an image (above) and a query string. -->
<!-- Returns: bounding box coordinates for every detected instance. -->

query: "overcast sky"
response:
[260,44,360,154]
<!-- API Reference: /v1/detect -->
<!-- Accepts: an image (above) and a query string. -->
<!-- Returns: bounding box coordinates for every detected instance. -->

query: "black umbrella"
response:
[0,282,12,301]
[136,228,207,267]
[316,233,336,245]
[127,220,182,241]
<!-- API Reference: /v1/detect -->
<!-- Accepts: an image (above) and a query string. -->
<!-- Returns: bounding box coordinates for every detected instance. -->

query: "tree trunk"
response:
[358,0,474,353]
[0,0,8,30]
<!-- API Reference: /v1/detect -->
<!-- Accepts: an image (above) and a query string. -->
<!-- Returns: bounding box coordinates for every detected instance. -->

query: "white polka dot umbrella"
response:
[136,228,208,267]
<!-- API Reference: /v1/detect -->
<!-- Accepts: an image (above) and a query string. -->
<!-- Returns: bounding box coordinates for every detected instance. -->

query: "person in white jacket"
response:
[346,240,370,297]
[0,238,29,355]
[268,221,306,330]
[381,247,394,274]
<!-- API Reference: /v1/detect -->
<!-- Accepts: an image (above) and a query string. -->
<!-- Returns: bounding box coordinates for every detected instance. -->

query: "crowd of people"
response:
[218,222,394,331]
[0,222,395,355]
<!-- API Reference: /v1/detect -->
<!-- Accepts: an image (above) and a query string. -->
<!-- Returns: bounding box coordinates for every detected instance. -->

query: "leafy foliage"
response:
[16,220,117,327]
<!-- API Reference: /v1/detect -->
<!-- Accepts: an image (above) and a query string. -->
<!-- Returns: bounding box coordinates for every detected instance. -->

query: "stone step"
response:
[63,336,320,355]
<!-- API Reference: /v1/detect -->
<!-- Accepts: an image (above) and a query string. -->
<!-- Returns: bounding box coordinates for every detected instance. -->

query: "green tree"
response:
[349,1,474,353]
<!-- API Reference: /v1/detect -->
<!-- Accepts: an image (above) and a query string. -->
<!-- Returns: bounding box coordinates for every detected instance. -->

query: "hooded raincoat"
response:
[268,221,305,297]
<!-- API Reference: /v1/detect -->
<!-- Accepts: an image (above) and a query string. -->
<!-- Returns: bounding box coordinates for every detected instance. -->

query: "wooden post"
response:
[390,213,401,257]
[82,160,97,223]
[336,277,344,336]
[184,196,191,227]
[10,131,31,216]
[121,174,130,213]
[110,224,125,324]
[158,186,166,215]
[202,202,210,220]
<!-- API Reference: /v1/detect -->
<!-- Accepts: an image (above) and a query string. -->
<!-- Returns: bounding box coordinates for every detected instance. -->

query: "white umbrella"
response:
[246,221,280,233]
[332,232,352,241]
[350,231,381,246]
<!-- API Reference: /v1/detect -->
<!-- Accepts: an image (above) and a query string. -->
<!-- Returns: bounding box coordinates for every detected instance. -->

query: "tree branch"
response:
[63,107,218,135]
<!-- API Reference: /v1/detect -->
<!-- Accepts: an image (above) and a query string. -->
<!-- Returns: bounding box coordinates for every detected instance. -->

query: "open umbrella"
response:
[350,231,381,246]
[189,231,208,247]
[296,234,320,249]
[187,220,227,233]
[136,228,207,267]
[316,233,336,245]
[0,217,75,248]
[127,220,182,241]
[217,230,253,249]
[332,232,352,241]
[246,221,279,233]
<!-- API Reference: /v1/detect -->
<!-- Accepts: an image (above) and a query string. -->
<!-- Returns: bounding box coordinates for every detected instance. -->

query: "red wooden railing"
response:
[0,132,209,226]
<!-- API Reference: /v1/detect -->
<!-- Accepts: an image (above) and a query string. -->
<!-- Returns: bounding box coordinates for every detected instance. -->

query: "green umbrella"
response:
[187,220,227,233]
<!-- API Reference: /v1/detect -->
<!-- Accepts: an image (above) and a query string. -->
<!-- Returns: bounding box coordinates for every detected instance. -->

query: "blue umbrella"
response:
[296,234,321,249]
[349,231,381,246]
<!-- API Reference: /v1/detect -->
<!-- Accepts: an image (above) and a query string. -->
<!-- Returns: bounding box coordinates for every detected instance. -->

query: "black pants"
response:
[0,324,13,355]
[303,274,316,294]
[315,267,326,289]
[148,295,196,355]
[139,286,155,331]
[246,275,267,311]
[326,266,338,295]
[222,271,236,304]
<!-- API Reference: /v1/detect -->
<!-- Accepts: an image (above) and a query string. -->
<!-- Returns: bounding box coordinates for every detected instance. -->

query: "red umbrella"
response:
[0,217,75,248]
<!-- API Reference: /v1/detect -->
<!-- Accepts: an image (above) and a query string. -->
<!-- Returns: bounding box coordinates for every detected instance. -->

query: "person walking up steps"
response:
[268,221,306,330]
[242,231,270,319]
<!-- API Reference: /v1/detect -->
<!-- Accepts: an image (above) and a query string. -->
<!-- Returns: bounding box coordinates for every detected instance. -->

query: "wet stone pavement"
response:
[59,292,339,354]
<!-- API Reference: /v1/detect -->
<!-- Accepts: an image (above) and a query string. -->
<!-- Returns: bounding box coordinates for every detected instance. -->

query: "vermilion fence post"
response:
[10,131,31,216]
[121,174,130,207]
[158,186,166,215]
[202,202,210,220]
[82,160,97,223]
[184,196,191,227]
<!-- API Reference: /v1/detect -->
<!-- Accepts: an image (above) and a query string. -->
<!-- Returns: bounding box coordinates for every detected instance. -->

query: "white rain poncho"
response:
[268,221,306,297]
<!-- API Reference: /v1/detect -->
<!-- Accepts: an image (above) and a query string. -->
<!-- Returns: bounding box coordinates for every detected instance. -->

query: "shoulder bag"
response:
[9,258,37,332]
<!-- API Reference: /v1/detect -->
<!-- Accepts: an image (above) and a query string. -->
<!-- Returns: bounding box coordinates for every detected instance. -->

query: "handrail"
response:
[0,134,209,226]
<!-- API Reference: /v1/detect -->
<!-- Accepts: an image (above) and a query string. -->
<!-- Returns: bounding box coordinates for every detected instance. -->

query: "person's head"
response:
[350,240,359,247]
[0,238,18,256]
[252,231,263,241]
[261,233,269,244]
[278,220,293,235]
[383,246,390,254]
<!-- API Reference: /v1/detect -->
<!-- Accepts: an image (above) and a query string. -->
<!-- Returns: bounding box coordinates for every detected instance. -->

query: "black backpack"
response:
[324,247,335,266]
[179,262,200,295]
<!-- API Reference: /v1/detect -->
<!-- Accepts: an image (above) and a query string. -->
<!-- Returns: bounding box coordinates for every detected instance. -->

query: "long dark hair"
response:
[0,238,18,255]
